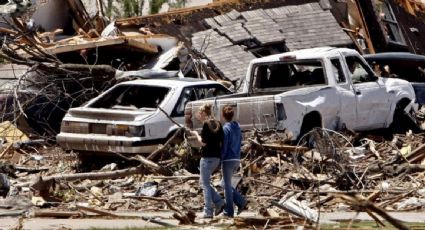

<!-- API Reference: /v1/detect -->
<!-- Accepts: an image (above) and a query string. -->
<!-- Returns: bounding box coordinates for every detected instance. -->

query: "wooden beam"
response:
[126,38,158,54]
[353,0,376,54]
[46,38,126,54]
[45,37,159,55]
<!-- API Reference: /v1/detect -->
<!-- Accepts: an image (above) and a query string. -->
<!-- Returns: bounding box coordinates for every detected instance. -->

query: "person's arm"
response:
[200,122,209,146]
[221,126,229,157]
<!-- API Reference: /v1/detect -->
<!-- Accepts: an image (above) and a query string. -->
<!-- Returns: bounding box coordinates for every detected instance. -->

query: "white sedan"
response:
[57,78,231,154]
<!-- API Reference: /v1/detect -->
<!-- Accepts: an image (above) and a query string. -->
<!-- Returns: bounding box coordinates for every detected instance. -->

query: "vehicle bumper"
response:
[56,133,162,154]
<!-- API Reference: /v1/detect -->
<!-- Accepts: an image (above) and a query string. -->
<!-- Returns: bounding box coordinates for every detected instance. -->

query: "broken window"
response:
[345,56,377,84]
[330,58,346,84]
[373,0,406,46]
[90,85,170,110]
[172,85,230,117]
[252,60,326,90]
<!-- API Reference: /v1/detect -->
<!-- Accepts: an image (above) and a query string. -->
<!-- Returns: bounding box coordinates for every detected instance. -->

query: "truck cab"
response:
[186,47,416,139]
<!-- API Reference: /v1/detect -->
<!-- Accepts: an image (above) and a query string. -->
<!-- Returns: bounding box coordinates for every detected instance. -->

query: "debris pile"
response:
[0,125,422,228]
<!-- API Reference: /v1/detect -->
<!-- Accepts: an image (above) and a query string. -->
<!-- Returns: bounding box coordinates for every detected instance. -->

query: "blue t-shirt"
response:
[221,121,241,160]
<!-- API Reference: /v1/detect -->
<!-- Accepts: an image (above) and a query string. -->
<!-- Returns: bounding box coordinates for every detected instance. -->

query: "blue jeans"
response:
[222,160,245,217]
[200,157,224,216]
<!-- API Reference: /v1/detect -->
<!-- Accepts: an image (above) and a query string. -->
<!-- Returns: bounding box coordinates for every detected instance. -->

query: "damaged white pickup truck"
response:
[185,47,417,139]
[57,78,231,154]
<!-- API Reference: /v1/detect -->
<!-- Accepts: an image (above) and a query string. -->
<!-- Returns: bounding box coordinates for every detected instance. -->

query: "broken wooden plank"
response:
[65,0,95,32]
[45,37,126,54]
[76,204,118,217]
[406,143,425,163]
[0,27,18,35]
[126,38,158,54]
[44,37,158,55]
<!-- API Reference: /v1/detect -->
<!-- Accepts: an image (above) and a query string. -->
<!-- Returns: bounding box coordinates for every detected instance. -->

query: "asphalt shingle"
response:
[275,9,352,50]
[191,29,233,52]
[217,22,252,43]
[244,17,285,45]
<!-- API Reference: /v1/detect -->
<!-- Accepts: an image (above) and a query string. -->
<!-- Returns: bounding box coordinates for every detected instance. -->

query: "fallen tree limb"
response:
[112,152,171,175]
[339,194,410,230]
[26,165,145,193]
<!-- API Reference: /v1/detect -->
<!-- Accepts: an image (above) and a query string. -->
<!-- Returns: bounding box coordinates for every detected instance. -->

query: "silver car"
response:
[57,78,231,154]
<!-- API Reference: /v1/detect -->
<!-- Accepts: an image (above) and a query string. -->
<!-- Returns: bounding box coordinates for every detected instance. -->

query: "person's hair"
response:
[199,103,212,117]
[222,105,234,121]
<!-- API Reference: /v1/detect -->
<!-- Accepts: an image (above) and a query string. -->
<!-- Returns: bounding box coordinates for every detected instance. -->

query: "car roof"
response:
[116,78,222,88]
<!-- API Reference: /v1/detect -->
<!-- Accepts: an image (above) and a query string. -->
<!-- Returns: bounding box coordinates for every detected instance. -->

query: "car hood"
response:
[64,107,156,122]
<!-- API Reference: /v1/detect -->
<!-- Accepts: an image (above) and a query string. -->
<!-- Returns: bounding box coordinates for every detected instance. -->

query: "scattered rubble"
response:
[0,124,422,228]
[0,0,425,229]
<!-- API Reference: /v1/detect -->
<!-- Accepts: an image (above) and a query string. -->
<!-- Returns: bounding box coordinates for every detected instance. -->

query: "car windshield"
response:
[89,85,170,110]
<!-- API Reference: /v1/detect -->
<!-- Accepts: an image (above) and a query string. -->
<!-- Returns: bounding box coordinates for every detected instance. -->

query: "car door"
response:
[344,56,391,130]
[329,57,357,130]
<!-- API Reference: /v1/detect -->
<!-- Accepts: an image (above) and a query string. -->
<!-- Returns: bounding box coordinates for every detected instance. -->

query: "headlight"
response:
[129,125,145,137]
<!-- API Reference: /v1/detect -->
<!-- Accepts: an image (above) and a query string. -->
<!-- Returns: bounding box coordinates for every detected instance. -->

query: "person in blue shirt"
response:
[220,105,246,217]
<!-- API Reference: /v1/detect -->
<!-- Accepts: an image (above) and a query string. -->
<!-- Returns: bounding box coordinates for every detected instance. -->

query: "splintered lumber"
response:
[0,27,18,35]
[27,165,144,193]
[44,165,144,182]
[44,37,158,55]
[65,0,94,31]
[45,38,127,54]
[406,143,425,163]
[126,39,158,54]
[339,194,409,230]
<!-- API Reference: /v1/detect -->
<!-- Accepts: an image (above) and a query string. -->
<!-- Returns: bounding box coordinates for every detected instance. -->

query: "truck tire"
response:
[298,112,322,143]
[390,99,421,134]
